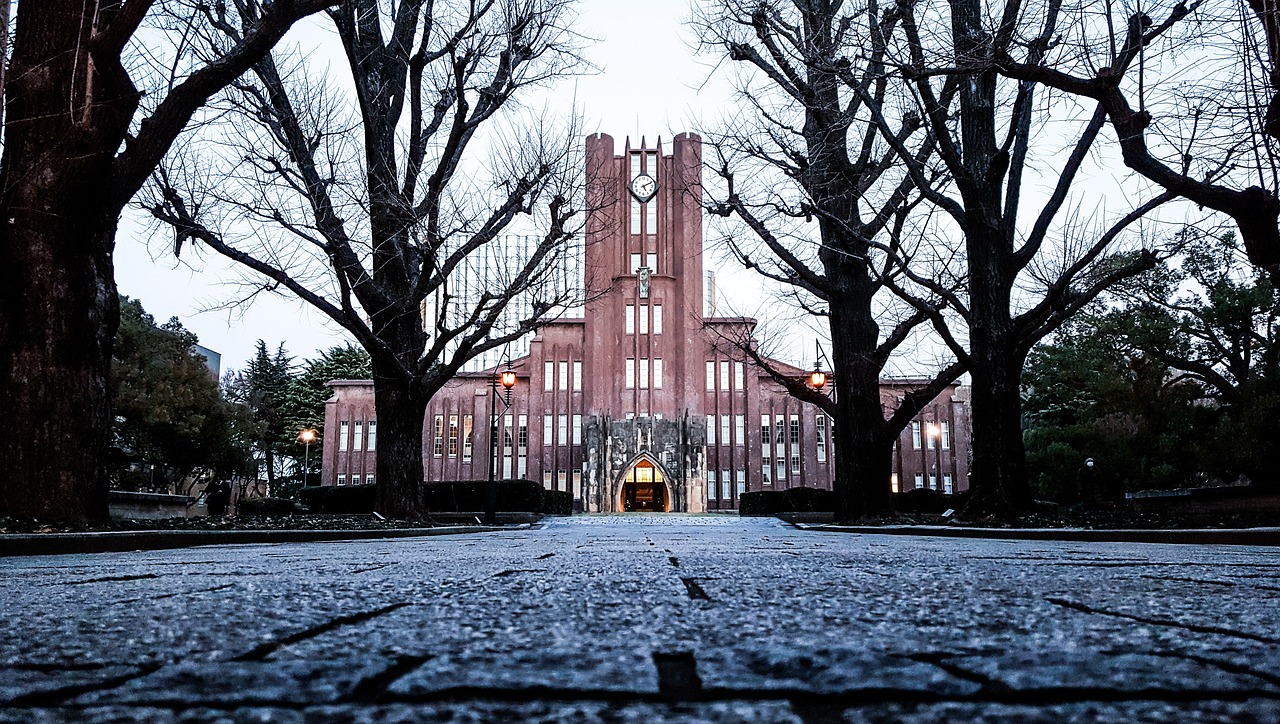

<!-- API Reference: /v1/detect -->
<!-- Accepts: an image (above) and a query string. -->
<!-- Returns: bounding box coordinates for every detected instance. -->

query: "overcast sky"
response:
[116,0,739,374]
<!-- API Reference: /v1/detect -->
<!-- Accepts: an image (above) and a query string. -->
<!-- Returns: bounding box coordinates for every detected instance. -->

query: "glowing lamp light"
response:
[809,368,827,389]
[500,368,517,389]
[298,428,317,444]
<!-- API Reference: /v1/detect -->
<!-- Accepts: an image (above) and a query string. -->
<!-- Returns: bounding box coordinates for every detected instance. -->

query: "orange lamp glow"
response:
[500,368,517,389]
[809,368,827,389]
[298,428,317,444]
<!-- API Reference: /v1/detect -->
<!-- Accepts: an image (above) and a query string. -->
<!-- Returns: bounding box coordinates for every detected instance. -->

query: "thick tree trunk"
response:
[370,359,430,520]
[0,4,136,523]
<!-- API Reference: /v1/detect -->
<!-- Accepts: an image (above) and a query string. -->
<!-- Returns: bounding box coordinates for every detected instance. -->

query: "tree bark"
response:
[370,358,429,520]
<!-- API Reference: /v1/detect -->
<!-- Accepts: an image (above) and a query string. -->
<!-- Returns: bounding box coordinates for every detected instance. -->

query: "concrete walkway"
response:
[2,515,1278,721]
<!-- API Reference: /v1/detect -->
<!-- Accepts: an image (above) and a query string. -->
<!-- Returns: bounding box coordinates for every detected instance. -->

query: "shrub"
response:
[237,497,299,516]
[739,490,785,516]
[300,485,376,514]
[783,486,834,512]
[540,490,573,515]
[422,479,545,512]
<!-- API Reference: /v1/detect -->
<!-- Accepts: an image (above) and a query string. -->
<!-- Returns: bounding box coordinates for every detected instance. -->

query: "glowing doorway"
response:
[620,459,669,512]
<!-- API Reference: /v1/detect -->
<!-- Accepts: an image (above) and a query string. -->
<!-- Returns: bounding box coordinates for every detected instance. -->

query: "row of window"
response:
[543,360,584,391]
[542,414,583,446]
[336,474,374,486]
[629,253,659,274]
[542,468,584,497]
[337,420,377,452]
[432,415,475,459]
[910,421,952,450]
[624,358,664,389]
[624,303,663,335]
[706,469,747,500]
[706,361,746,391]
[890,473,955,494]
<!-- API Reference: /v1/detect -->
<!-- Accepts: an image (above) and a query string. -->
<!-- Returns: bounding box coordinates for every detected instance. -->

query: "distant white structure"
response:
[420,233,584,373]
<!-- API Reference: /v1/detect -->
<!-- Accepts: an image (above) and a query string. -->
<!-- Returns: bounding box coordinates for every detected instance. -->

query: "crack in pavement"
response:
[341,654,433,703]
[906,652,1011,692]
[351,563,398,575]
[680,577,711,601]
[1142,574,1280,593]
[1046,597,1280,644]
[668,556,680,568]
[5,663,162,707]
[232,603,413,662]
[65,573,160,586]
[535,553,555,560]
[1153,650,1280,689]
[492,569,545,577]
[118,583,234,605]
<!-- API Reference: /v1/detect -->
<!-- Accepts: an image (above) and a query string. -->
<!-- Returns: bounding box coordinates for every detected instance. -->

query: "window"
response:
[367,421,377,451]
[891,473,900,493]
[543,414,553,443]
[720,415,730,445]
[558,414,568,444]
[517,415,528,452]
[816,415,827,462]
[775,415,785,444]
[339,421,349,452]
[639,358,649,389]
[943,473,953,494]
[762,415,771,455]
[625,412,635,420]
[626,358,635,389]
[791,453,800,473]
[653,359,663,389]
[736,470,746,497]
[572,470,582,498]
[337,474,347,486]
[573,361,583,391]
[559,361,568,391]
[365,474,374,486]
[630,253,642,273]
[707,414,716,445]
[706,361,715,391]
[762,463,771,485]
[646,252,658,271]
[653,305,663,334]
[789,415,800,445]
[735,415,745,446]
[639,305,649,334]
[720,360,730,390]
[708,470,718,498]
[929,474,938,490]
[625,304,635,334]
[558,470,568,492]
[721,469,731,500]
[911,421,922,450]
[734,362,745,389]
[353,421,364,451]
[914,473,924,490]
[462,416,473,460]
[433,415,444,456]
[630,152,642,234]
[573,414,582,445]
[776,457,786,481]
[543,471,553,490]
[928,423,937,449]
[447,415,459,457]
[941,421,951,449]
[544,361,554,391]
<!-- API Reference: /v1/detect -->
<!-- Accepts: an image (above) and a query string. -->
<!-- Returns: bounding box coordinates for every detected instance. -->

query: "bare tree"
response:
[697,0,964,521]
[0,0,336,523]
[147,0,588,519]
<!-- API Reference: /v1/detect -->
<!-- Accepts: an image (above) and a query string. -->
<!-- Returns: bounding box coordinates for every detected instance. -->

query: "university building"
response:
[322,133,971,511]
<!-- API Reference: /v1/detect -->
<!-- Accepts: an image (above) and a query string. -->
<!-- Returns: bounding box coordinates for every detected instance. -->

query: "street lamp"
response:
[485,361,517,524]
[298,428,317,489]
[808,339,829,389]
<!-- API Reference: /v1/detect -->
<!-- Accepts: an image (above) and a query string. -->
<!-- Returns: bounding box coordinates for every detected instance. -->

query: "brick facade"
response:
[322,133,971,510]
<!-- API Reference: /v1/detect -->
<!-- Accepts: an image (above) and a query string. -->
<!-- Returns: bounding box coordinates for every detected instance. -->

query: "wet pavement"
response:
[2,514,1278,722]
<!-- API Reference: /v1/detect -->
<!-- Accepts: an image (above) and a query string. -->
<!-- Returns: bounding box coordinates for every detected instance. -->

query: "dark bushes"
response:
[299,480,568,514]
[237,497,300,516]
[739,487,836,516]
[300,485,376,514]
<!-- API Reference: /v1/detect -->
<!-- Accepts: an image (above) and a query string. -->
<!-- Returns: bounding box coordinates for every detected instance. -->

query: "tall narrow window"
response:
[653,305,663,334]
[653,359,663,389]
[573,361,583,391]
[720,415,730,445]
[707,414,716,444]
[734,362,745,390]
[775,415,785,444]
[911,421,922,450]
[816,415,827,462]
[630,253,642,273]
[339,421,349,452]
[639,305,649,334]
[572,471,582,498]
[706,361,715,391]
[365,474,374,486]
[558,414,568,444]
[789,416,800,445]
[707,470,717,499]
[462,415,473,460]
[645,151,659,232]
[367,420,377,451]
[544,361,554,391]
[517,415,528,452]
[943,473,954,494]
[572,414,582,445]
[891,473,900,493]
[776,456,786,481]
[626,358,635,389]
[353,421,364,451]
[543,414,553,443]
[791,453,800,473]
[630,151,643,234]
[639,358,649,389]
[447,415,459,457]
[720,360,730,390]
[941,421,951,449]
[433,415,444,456]
[736,470,746,497]
[762,463,771,485]
[625,304,635,334]
[558,470,568,491]
[928,423,937,449]
[761,415,771,455]
[543,470,553,489]
[914,473,924,489]
[721,469,731,500]
[646,252,657,271]
[338,474,347,486]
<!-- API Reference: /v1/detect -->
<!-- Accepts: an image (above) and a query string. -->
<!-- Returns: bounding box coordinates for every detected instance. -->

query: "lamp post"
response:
[808,339,829,390]
[298,428,317,491]
[485,362,517,524]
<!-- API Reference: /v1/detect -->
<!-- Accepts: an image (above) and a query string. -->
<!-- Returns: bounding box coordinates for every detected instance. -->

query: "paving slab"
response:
[2,515,1278,721]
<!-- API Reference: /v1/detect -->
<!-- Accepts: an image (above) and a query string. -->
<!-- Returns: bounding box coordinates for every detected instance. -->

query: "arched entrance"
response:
[619,458,669,512]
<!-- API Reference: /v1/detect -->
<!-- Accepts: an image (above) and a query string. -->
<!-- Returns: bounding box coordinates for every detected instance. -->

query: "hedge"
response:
[299,480,569,515]
[237,497,301,516]
[739,486,964,516]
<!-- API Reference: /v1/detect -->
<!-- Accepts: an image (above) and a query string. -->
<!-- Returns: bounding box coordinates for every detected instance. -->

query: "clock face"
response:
[629,173,658,203]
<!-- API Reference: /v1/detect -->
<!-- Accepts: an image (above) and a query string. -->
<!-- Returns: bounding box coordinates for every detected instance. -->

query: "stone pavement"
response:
[2,515,1278,722]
